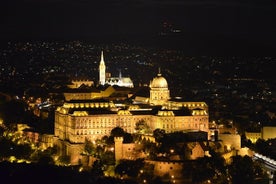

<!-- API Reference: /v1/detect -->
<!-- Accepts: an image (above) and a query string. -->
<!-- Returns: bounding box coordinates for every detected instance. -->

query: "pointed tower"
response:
[99,51,106,85]
[118,69,122,79]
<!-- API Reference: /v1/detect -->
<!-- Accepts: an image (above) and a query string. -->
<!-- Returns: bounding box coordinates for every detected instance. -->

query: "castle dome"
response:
[150,73,168,88]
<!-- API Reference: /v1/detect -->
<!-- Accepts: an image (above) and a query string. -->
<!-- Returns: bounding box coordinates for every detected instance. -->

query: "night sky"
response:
[1,0,276,55]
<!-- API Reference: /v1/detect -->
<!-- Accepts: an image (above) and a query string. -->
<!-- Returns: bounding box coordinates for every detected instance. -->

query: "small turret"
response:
[114,137,124,164]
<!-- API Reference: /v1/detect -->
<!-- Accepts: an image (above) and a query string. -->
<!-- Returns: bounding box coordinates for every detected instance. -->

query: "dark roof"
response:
[169,97,205,103]
[68,108,117,115]
[131,86,150,98]
[112,85,133,91]
[65,98,110,103]
[130,105,161,115]
[64,87,100,93]
[109,93,129,97]
[97,84,112,91]
[130,110,156,115]
[199,142,209,151]
[173,108,192,116]
[193,107,205,110]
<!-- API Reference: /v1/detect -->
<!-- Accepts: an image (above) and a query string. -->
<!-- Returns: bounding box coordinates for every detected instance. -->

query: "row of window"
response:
[75,128,133,135]
[75,122,115,128]
[75,118,116,123]
[74,122,133,128]
[76,129,109,135]
[162,123,207,129]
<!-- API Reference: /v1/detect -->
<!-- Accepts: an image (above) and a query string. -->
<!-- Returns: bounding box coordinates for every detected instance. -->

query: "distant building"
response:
[99,51,134,88]
[186,142,210,160]
[245,131,261,143]
[245,126,276,142]
[208,123,241,153]
[105,75,134,88]
[63,85,115,101]
[67,80,94,89]
[262,126,276,140]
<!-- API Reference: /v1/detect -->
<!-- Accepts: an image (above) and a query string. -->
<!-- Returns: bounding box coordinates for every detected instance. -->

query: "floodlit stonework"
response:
[52,53,210,164]
[67,80,94,89]
[99,51,106,85]
[149,69,170,105]
[99,51,134,88]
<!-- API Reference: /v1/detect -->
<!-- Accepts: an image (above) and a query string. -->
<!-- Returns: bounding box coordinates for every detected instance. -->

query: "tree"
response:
[183,150,227,184]
[0,126,5,136]
[14,143,32,159]
[123,132,133,143]
[255,138,269,155]
[0,136,33,160]
[0,137,14,158]
[108,127,133,144]
[135,120,151,134]
[143,141,158,160]
[228,155,255,184]
[37,155,54,165]
[57,155,70,165]
[115,159,145,178]
[153,129,165,143]
[191,157,216,183]
[91,159,104,177]
[2,100,27,129]
[100,151,115,165]
[111,127,125,137]
[84,138,95,155]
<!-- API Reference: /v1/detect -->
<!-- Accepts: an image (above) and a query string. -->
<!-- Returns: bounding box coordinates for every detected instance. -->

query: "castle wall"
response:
[245,131,261,143]
[148,160,183,179]
[190,143,205,160]
[219,133,241,150]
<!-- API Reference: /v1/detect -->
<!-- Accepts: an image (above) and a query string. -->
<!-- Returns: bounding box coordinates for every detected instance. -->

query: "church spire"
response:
[100,50,104,63]
[99,50,106,85]
[119,69,122,79]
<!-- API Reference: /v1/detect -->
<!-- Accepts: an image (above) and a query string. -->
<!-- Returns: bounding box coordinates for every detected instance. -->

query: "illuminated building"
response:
[245,131,261,143]
[149,68,170,105]
[99,51,106,85]
[53,58,209,165]
[98,51,133,87]
[262,126,276,140]
[245,126,276,143]
[67,80,94,89]
[105,70,134,88]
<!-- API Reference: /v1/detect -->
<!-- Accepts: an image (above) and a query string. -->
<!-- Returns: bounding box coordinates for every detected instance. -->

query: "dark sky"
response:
[1,0,276,55]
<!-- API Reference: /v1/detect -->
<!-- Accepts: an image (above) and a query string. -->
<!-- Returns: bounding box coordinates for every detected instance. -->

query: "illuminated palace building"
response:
[53,52,209,164]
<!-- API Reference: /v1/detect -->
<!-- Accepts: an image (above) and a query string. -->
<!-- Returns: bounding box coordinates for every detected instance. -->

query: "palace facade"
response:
[53,52,209,164]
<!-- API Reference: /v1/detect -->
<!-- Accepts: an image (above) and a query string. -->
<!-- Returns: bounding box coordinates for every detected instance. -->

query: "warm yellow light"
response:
[17,159,25,163]
[9,156,16,163]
